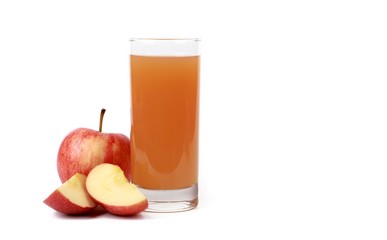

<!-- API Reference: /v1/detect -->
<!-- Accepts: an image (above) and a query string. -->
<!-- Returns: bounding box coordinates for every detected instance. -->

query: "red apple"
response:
[86,163,148,215]
[43,173,97,215]
[57,109,131,183]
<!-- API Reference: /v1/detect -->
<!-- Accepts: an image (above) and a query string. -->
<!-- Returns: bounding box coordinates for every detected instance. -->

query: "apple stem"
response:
[99,108,106,132]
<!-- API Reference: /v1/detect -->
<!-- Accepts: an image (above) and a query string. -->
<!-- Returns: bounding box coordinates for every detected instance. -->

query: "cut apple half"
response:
[86,163,148,215]
[44,173,97,215]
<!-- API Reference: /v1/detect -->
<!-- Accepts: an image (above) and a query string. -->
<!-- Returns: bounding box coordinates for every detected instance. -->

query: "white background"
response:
[0,0,386,239]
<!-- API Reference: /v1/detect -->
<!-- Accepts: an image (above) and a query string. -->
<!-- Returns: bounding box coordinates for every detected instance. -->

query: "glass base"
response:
[138,184,198,213]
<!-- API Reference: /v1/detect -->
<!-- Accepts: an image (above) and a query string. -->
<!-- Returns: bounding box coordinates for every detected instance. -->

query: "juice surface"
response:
[130,55,199,189]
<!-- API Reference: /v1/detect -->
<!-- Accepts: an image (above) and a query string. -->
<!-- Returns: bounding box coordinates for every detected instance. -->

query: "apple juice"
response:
[130,55,199,190]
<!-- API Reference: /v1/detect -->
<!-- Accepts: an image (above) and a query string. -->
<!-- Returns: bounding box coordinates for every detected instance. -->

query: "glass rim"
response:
[129,38,200,42]
[130,38,200,56]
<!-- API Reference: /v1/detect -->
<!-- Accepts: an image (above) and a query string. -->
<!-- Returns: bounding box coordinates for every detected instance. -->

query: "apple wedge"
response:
[44,173,97,215]
[86,163,148,215]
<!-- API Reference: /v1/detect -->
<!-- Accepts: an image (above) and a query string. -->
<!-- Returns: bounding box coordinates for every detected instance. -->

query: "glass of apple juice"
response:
[129,38,200,212]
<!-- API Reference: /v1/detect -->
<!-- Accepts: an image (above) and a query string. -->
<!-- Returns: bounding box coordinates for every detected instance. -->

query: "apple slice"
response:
[44,173,97,215]
[86,163,148,215]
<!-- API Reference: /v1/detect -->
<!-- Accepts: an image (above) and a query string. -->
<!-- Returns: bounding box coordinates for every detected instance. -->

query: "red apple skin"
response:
[57,128,131,183]
[44,190,96,215]
[98,199,148,216]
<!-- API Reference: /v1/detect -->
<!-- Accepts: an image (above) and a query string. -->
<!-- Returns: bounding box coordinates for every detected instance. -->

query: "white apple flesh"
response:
[86,163,148,215]
[44,173,97,215]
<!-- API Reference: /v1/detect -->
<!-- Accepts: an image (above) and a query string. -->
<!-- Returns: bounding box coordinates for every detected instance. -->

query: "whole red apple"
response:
[57,109,131,183]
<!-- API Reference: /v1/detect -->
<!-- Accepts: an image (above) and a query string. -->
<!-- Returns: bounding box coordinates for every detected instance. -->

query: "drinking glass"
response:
[130,38,200,212]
